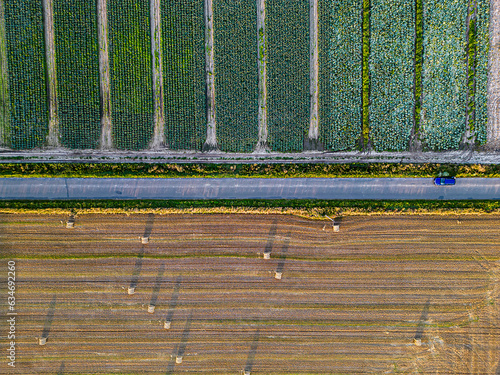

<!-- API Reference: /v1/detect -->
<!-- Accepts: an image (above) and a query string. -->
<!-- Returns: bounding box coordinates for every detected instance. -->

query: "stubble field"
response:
[1,213,500,374]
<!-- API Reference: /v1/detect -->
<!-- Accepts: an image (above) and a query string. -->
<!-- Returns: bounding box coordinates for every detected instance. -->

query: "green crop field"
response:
[54,0,100,149]
[4,0,47,150]
[0,1,493,155]
[318,0,363,151]
[475,0,490,145]
[266,0,309,152]
[162,0,206,151]
[369,0,415,151]
[108,0,154,150]
[421,0,468,150]
[213,0,259,153]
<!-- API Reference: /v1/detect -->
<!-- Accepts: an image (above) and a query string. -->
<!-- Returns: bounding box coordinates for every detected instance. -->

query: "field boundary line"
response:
[487,0,500,149]
[98,0,112,150]
[43,0,59,148]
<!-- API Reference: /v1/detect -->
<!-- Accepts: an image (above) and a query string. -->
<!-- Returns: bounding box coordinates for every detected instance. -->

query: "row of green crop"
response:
[54,0,100,149]
[4,1,47,150]
[0,0,8,145]
[213,1,259,153]
[266,0,309,152]
[369,0,415,151]
[108,0,154,150]
[420,0,468,150]
[162,0,206,151]
[474,0,489,145]
[318,0,363,151]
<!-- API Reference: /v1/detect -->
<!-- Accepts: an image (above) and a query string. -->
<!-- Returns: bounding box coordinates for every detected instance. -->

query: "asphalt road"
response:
[0,178,499,200]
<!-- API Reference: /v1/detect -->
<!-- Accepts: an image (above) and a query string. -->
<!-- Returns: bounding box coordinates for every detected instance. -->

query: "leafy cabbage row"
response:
[108,0,154,150]
[213,1,258,152]
[5,0,47,149]
[266,0,309,152]
[369,0,415,151]
[475,0,489,145]
[162,0,206,150]
[319,0,363,151]
[54,0,100,149]
[421,0,468,150]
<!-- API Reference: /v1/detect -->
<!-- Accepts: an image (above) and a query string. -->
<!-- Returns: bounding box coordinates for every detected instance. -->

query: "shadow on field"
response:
[57,361,65,375]
[143,213,155,238]
[276,233,291,275]
[150,263,166,308]
[178,310,194,358]
[165,345,178,375]
[41,295,56,340]
[414,298,430,342]
[165,311,193,375]
[165,276,182,323]
[244,328,260,374]
[264,220,278,257]
[129,246,145,290]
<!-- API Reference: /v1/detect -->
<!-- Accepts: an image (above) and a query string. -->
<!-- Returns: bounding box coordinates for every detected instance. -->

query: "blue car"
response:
[434,177,456,186]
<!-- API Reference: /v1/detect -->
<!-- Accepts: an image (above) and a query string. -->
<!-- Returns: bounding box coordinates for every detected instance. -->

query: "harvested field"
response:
[1,213,500,374]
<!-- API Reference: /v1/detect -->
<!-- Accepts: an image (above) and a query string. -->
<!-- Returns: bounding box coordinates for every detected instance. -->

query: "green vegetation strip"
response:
[369,0,415,151]
[54,0,100,149]
[266,0,309,152]
[4,0,48,149]
[0,163,499,178]
[319,0,363,151]
[467,0,477,138]
[414,0,423,137]
[0,199,499,215]
[474,0,489,145]
[108,0,153,150]
[213,1,258,152]
[421,0,467,150]
[362,0,370,148]
[162,0,205,150]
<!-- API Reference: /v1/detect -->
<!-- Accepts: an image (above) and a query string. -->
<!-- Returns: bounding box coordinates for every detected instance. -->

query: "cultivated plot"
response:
[1,213,500,374]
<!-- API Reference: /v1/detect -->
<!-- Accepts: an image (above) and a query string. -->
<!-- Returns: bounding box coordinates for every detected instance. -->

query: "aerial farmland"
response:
[0,0,498,158]
[1,0,500,374]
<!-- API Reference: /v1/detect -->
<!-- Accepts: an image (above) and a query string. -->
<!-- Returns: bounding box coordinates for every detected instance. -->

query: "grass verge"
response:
[0,199,499,218]
[0,162,499,178]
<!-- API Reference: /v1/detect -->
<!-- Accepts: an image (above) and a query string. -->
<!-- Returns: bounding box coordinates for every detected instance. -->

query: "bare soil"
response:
[2,148,500,164]
[1,213,500,374]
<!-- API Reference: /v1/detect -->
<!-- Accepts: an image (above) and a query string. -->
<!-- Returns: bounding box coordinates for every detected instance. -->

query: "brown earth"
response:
[1,213,500,374]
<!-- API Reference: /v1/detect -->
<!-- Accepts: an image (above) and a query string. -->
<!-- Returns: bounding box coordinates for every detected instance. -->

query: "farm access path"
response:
[0,177,500,200]
[2,213,500,374]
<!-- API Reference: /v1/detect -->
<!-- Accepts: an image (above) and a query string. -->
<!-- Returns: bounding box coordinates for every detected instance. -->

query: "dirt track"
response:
[1,213,500,374]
